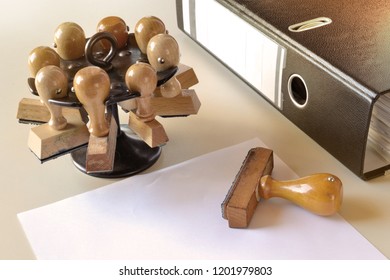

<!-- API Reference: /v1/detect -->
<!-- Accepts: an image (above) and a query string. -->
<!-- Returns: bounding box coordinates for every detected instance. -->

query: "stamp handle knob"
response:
[74,66,110,137]
[259,173,343,216]
[125,62,157,122]
[35,65,68,130]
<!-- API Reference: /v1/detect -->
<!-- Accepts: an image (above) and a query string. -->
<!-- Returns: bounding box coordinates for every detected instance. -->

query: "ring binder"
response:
[176,0,390,180]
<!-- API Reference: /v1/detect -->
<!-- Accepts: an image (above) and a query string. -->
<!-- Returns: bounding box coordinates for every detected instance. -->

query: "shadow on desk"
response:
[341,196,381,222]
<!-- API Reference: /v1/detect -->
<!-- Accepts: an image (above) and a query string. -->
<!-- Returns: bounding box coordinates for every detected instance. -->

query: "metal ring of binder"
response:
[288,17,332,32]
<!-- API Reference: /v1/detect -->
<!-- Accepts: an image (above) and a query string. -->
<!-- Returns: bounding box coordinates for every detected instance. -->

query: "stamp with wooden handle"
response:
[126,62,157,122]
[73,66,118,173]
[28,46,61,78]
[97,16,128,50]
[28,65,89,161]
[53,22,86,61]
[134,16,166,54]
[126,62,168,147]
[34,65,68,130]
[53,22,89,80]
[24,46,61,123]
[73,66,111,137]
[20,48,83,125]
[222,147,343,228]
[147,33,181,98]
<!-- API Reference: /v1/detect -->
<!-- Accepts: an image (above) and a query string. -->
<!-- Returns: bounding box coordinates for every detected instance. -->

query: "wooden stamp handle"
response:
[147,34,181,98]
[97,16,128,50]
[28,46,61,78]
[125,62,157,122]
[74,66,110,137]
[160,77,181,98]
[35,65,68,130]
[134,16,166,54]
[259,173,343,216]
[53,22,86,60]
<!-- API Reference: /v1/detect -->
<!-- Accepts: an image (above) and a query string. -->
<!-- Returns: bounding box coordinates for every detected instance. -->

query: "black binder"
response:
[176,0,390,180]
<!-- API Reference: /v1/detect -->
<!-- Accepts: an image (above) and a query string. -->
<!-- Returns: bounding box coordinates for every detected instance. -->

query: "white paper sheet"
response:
[18,139,386,259]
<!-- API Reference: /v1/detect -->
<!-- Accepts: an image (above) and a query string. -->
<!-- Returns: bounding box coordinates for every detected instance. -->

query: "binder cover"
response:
[176,0,390,180]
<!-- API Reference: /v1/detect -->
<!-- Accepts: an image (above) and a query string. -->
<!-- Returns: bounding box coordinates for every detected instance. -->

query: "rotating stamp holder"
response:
[17,16,200,178]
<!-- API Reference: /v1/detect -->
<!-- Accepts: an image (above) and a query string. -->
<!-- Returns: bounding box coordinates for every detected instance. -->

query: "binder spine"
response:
[282,49,372,176]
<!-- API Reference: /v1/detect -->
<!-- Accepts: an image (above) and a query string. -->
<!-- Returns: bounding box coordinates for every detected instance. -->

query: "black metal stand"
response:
[71,125,161,178]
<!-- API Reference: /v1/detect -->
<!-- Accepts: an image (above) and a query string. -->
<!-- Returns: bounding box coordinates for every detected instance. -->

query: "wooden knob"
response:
[28,46,61,77]
[147,34,181,97]
[97,16,128,50]
[35,65,68,130]
[147,33,180,72]
[125,62,157,122]
[159,76,182,98]
[54,22,86,60]
[259,173,343,216]
[73,66,110,137]
[134,16,166,54]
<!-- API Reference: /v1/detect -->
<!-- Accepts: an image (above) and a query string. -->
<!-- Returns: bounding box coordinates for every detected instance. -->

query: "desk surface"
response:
[1,0,389,259]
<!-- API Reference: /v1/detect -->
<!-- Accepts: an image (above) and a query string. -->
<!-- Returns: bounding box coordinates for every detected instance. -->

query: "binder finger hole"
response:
[288,74,308,108]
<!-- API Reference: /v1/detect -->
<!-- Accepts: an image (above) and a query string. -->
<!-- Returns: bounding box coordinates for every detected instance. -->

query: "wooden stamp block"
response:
[176,64,199,89]
[86,112,118,173]
[28,118,89,161]
[151,89,201,117]
[17,98,50,124]
[128,110,168,148]
[17,98,86,124]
